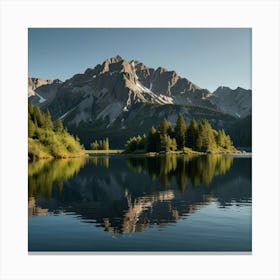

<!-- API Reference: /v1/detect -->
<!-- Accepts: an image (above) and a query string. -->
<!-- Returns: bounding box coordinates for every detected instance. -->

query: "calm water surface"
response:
[28,154,252,252]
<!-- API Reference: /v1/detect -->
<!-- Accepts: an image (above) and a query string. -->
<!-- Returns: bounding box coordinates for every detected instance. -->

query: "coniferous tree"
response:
[175,114,187,150]
[196,119,216,152]
[125,136,137,152]
[159,119,172,137]
[171,138,177,151]
[28,101,34,116]
[224,134,233,149]
[104,138,109,150]
[55,118,64,133]
[44,110,53,130]
[28,116,36,137]
[98,140,103,149]
[216,129,226,148]
[28,102,84,159]
[186,118,198,150]
[33,106,44,127]
[160,135,176,152]
[90,140,99,150]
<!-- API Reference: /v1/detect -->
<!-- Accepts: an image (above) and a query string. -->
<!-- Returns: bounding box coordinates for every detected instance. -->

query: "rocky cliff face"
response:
[28,77,53,97]
[28,55,251,147]
[210,86,252,118]
[43,55,220,122]
[28,77,62,108]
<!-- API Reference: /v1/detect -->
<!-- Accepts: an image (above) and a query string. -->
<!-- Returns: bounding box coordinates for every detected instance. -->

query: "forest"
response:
[125,115,237,154]
[28,102,238,159]
[28,102,84,160]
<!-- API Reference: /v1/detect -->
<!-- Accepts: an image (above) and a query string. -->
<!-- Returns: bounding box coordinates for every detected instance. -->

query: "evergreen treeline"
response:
[125,115,236,153]
[28,102,84,160]
[90,138,110,150]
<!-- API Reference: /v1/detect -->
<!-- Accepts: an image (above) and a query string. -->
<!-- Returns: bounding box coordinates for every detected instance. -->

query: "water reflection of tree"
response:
[28,158,86,199]
[125,155,233,191]
[89,156,109,168]
[28,155,250,235]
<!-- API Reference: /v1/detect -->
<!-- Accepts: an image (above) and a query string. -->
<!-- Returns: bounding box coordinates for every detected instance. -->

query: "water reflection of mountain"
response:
[28,155,251,234]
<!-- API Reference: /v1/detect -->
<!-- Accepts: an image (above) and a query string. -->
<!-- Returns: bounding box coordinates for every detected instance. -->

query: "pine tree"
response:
[196,119,216,152]
[98,140,103,149]
[175,115,187,150]
[44,110,54,130]
[55,118,64,133]
[33,106,44,127]
[125,136,138,152]
[160,135,175,152]
[186,118,198,150]
[224,134,233,149]
[28,116,36,137]
[216,129,226,148]
[90,140,99,150]
[28,101,34,116]
[104,138,109,150]
[171,138,177,151]
[159,119,172,137]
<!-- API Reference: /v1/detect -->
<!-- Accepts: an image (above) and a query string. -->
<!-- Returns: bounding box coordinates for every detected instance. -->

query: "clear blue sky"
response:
[28,28,251,92]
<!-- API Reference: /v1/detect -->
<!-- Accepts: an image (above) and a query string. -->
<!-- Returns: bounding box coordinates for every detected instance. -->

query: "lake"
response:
[28,154,252,252]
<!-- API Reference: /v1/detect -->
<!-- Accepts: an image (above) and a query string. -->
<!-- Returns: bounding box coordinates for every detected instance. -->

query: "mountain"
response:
[28,77,62,108]
[210,86,252,118]
[28,55,252,148]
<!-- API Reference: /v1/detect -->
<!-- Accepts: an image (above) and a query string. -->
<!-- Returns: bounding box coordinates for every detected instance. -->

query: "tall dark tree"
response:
[147,126,157,152]
[175,114,187,150]
[186,118,198,150]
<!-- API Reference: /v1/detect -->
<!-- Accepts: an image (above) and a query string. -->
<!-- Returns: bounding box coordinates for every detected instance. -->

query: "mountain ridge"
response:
[28,55,252,148]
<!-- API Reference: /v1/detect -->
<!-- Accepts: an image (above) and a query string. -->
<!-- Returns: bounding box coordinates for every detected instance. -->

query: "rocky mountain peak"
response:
[214,86,231,93]
[110,55,123,63]
[155,67,167,74]
[211,86,252,118]
[28,77,57,97]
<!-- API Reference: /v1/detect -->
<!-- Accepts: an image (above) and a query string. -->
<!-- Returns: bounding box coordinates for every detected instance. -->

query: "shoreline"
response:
[29,149,251,161]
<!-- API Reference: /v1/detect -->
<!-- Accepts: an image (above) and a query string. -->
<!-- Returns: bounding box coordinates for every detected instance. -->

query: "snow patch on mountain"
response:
[135,80,151,93]
[159,94,173,104]
[59,106,78,120]
[36,93,46,103]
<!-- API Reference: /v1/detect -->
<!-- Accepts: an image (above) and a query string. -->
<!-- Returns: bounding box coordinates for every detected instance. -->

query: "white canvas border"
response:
[0,0,280,280]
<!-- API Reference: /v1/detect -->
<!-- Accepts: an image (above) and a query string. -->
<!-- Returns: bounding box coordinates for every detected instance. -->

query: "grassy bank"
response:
[85,149,124,155]
[123,146,242,157]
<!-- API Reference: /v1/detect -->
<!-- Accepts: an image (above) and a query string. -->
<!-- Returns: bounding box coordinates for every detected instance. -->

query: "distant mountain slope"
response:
[210,86,252,118]
[28,77,62,108]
